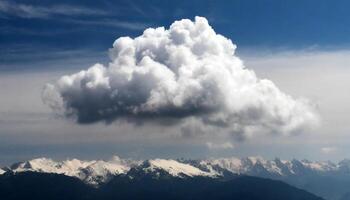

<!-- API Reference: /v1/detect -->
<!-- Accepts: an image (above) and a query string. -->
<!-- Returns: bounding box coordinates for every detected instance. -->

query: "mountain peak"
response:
[142,159,217,178]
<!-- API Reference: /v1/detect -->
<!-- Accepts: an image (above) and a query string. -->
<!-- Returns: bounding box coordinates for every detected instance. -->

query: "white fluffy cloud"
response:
[43,17,318,139]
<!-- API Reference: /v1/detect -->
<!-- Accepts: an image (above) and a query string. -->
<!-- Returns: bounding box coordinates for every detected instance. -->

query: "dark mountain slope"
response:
[0,171,324,200]
[0,172,94,200]
[97,175,324,200]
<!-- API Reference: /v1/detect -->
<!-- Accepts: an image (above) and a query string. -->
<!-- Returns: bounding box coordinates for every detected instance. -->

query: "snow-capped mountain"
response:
[6,156,135,185]
[10,158,95,177]
[3,156,350,199]
[198,157,350,200]
[200,157,342,177]
[2,156,350,185]
[77,156,139,185]
[3,156,219,185]
[134,159,218,178]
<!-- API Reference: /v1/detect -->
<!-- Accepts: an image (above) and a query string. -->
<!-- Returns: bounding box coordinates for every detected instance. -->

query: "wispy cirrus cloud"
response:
[0,1,151,31]
[0,0,107,19]
[66,19,151,31]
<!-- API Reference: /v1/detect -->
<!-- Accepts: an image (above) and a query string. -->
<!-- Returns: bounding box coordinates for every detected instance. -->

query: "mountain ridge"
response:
[3,156,350,185]
[2,156,350,200]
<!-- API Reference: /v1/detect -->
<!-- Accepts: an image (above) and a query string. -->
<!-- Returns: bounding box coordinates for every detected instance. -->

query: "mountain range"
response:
[1,156,349,200]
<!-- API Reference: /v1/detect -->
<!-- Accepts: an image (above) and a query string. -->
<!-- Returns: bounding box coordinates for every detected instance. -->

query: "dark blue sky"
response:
[2,0,350,70]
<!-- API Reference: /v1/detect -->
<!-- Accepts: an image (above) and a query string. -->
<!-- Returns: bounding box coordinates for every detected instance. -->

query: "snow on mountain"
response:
[299,160,338,172]
[201,157,341,177]
[200,157,242,173]
[9,156,132,185]
[5,157,217,184]
[3,156,350,186]
[200,157,284,176]
[140,159,218,178]
[79,156,137,185]
[10,158,95,178]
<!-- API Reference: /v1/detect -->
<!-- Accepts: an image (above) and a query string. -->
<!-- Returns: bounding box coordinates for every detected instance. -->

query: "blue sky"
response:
[2,0,350,69]
[1,0,350,165]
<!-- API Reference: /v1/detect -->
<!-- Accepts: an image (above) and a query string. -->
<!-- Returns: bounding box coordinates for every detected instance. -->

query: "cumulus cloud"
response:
[43,17,318,139]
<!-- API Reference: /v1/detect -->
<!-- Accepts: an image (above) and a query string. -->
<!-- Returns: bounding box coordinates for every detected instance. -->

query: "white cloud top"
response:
[43,17,318,139]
